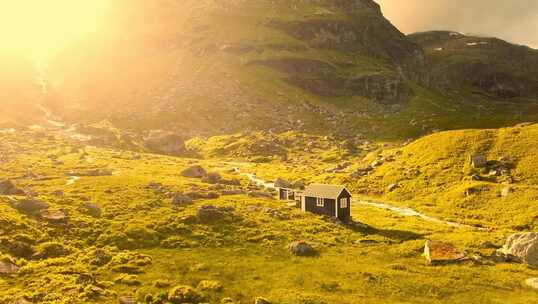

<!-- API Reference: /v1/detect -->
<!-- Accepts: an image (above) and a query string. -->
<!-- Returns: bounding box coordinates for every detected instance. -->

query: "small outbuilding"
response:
[470,154,487,168]
[301,184,352,222]
[277,187,295,201]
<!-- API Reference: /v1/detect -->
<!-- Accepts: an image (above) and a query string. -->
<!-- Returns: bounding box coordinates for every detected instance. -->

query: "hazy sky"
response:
[376,0,538,48]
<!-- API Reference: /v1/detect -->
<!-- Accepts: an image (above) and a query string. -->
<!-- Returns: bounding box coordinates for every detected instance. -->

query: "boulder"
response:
[0,261,19,275]
[274,178,292,188]
[83,202,102,217]
[497,232,538,266]
[168,285,202,304]
[181,165,207,178]
[202,172,222,184]
[197,205,225,223]
[13,198,49,214]
[525,278,538,291]
[0,180,25,195]
[288,241,316,257]
[292,180,305,190]
[171,194,193,206]
[424,240,466,265]
[39,209,68,222]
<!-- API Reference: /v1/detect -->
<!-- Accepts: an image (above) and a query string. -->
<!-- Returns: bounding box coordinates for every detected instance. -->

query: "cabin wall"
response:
[305,196,336,218]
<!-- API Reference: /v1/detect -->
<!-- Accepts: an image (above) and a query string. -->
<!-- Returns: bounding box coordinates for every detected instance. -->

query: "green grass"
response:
[1,130,538,303]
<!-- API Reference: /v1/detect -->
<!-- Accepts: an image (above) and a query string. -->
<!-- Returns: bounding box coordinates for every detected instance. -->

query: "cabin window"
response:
[340,198,348,208]
[316,197,324,207]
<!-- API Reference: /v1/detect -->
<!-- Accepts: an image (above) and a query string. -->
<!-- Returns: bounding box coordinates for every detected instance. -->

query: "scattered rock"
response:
[171,193,193,206]
[0,180,25,196]
[197,205,226,223]
[497,232,538,266]
[0,261,19,275]
[525,278,538,291]
[181,165,207,178]
[39,209,68,222]
[83,202,102,217]
[424,240,466,265]
[202,172,222,184]
[168,285,202,304]
[288,241,316,257]
[13,198,49,214]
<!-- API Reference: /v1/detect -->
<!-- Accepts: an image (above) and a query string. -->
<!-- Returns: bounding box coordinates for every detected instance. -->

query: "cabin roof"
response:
[303,184,349,199]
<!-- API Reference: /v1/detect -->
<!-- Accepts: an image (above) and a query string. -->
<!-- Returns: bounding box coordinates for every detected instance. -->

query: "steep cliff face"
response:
[409,31,538,99]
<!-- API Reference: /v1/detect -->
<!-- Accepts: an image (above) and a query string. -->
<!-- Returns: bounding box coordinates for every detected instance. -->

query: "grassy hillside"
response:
[349,123,538,228]
[1,129,538,303]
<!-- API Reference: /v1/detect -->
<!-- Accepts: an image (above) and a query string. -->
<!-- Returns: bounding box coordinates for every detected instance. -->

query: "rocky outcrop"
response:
[409,31,538,99]
[497,232,538,266]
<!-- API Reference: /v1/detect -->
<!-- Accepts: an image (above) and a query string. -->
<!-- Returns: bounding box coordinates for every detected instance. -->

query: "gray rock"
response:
[171,194,193,206]
[202,172,222,184]
[197,205,225,223]
[181,165,207,178]
[497,232,538,266]
[0,180,25,196]
[83,202,102,217]
[13,198,49,214]
[288,241,316,256]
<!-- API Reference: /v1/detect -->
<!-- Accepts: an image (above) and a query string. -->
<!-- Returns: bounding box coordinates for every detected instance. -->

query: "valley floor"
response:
[0,131,537,303]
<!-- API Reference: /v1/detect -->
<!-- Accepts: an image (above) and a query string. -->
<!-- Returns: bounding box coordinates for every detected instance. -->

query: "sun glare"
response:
[0,0,109,61]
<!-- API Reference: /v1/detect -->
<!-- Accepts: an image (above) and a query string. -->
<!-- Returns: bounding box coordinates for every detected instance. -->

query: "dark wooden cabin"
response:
[301,184,351,222]
[277,187,295,201]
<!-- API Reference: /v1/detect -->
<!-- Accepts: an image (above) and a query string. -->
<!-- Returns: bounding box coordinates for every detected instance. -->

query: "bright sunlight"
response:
[0,0,109,60]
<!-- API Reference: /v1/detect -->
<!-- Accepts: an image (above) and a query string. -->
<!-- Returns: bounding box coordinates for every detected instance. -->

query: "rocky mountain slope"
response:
[22,0,533,142]
[409,31,538,99]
